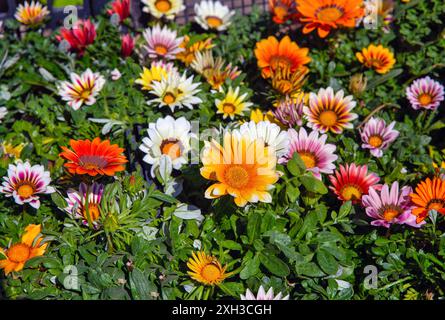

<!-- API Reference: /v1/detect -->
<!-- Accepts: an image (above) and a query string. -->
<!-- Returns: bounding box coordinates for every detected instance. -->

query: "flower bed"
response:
[0,0,444,300]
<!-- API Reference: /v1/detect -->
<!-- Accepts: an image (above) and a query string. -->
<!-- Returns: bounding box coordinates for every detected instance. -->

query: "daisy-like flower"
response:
[329,163,380,203]
[64,183,104,228]
[201,130,280,207]
[269,0,299,24]
[14,1,49,27]
[362,182,423,228]
[110,68,122,81]
[240,121,289,158]
[1,142,25,160]
[142,0,185,20]
[0,107,7,123]
[59,138,128,176]
[57,19,96,56]
[194,1,235,32]
[176,35,214,66]
[142,24,184,60]
[296,0,365,38]
[149,71,202,112]
[216,86,253,120]
[270,66,308,96]
[304,87,358,134]
[406,77,444,111]
[255,36,311,79]
[136,61,177,91]
[187,251,229,285]
[0,224,48,275]
[0,161,55,209]
[356,44,396,74]
[57,69,106,111]
[250,108,280,125]
[139,116,195,177]
[191,51,241,90]
[121,34,135,58]
[280,127,337,179]
[360,117,399,158]
[273,97,305,128]
[410,177,445,223]
[241,285,290,300]
[107,0,130,23]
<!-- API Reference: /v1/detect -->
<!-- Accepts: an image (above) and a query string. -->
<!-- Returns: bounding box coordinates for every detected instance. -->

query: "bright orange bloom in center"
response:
[254,36,311,79]
[410,177,445,223]
[60,137,128,176]
[296,0,364,38]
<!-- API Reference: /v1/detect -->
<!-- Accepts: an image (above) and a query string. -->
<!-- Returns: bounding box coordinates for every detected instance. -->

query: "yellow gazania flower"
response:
[216,87,253,120]
[176,35,214,66]
[135,61,174,91]
[248,108,285,129]
[270,66,308,96]
[15,1,49,27]
[0,224,48,275]
[187,251,229,286]
[200,131,279,207]
[356,44,396,74]
[1,142,25,160]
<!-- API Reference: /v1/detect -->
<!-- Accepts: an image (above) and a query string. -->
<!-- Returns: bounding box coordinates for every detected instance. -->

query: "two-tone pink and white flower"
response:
[362,181,424,228]
[280,127,338,179]
[360,117,399,158]
[240,285,289,300]
[57,69,106,110]
[142,24,184,60]
[406,76,444,111]
[0,161,55,209]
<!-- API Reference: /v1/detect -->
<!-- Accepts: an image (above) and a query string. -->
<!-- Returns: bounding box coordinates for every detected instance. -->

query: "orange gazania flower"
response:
[410,177,445,223]
[296,0,364,38]
[254,36,311,79]
[176,35,214,66]
[187,251,229,286]
[60,138,127,176]
[0,224,48,275]
[356,44,396,74]
[269,0,300,24]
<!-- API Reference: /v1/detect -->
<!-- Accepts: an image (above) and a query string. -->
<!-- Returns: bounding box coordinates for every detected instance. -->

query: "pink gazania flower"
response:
[273,98,305,128]
[64,182,104,228]
[107,0,131,23]
[406,76,444,111]
[57,69,106,110]
[56,19,96,56]
[0,161,55,209]
[241,285,289,300]
[362,182,424,228]
[142,24,184,60]
[304,87,358,134]
[280,127,337,179]
[360,117,399,158]
[121,34,135,58]
[329,163,380,203]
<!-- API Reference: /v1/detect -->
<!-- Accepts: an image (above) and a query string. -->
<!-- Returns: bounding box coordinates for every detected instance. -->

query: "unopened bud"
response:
[349,73,368,97]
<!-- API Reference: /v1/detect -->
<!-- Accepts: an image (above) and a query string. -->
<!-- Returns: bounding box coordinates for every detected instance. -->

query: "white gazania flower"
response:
[139,116,196,177]
[57,69,106,110]
[142,0,185,20]
[15,0,50,27]
[0,107,7,123]
[239,121,289,158]
[0,161,55,209]
[241,285,289,300]
[194,1,235,31]
[142,24,184,60]
[149,72,202,112]
[110,68,122,81]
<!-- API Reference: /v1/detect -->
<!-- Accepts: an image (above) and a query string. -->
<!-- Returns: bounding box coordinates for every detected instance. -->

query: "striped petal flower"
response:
[360,117,399,158]
[15,1,49,27]
[241,285,289,300]
[406,76,444,111]
[142,24,184,60]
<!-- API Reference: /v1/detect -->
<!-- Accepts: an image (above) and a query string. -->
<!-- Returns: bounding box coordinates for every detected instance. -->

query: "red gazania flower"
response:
[107,0,131,23]
[59,138,128,176]
[121,34,135,58]
[57,19,96,56]
[329,163,380,203]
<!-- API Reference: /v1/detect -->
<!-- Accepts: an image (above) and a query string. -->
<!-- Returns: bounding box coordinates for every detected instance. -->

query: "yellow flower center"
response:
[224,165,250,189]
[270,56,292,71]
[222,103,236,114]
[418,93,432,106]
[80,89,92,100]
[160,140,181,160]
[368,135,383,148]
[316,6,343,22]
[7,243,31,263]
[83,204,100,222]
[154,0,172,12]
[206,16,223,28]
[163,92,176,104]
[200,263,222,282]
[154,44,168,55]
[319,110,338,127]
[299,152,317,169]
[383,208,400,222]
[274,6,289,20]
[17,184,34,198]
[341,185,362,201]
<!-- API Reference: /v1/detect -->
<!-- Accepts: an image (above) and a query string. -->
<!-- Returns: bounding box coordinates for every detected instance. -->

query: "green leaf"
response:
[247,211,262,244]
[129,268,157,300]
[221,240,242,251]
[316,249,339,275]
[296,262,325,277]
[300,175,328,194]
[259,250,290,277]
[338,201,352,218]
[240,255,260,279]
